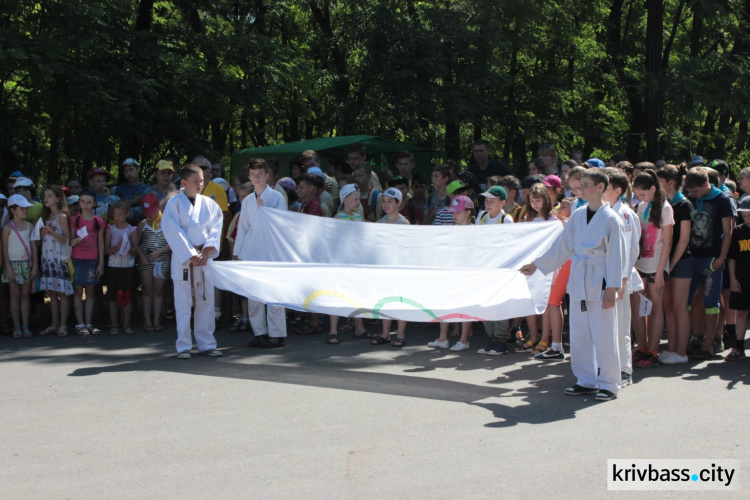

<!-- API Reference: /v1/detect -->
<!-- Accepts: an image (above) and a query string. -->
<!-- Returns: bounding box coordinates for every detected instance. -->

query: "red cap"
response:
[87,167,111,180]
[141,193,160,216]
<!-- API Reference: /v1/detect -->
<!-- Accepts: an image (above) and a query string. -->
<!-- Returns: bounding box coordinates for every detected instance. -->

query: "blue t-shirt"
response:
[114,183,153,220]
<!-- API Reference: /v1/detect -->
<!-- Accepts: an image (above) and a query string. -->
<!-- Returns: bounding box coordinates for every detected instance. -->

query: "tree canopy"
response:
[2,0,749,183]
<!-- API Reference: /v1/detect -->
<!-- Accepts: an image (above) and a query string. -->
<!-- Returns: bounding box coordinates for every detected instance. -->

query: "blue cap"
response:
[586,158,605,169]
[122,158,139,166]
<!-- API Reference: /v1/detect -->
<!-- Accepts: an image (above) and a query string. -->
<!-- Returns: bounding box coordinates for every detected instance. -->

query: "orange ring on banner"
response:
[303,290,373,319]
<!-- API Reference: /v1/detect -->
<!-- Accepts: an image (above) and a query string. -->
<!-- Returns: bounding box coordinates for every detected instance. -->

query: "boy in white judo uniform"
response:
[603,167,643,387]
[520,169,626,401]
[163,164,224,359]
[233,158,288,348]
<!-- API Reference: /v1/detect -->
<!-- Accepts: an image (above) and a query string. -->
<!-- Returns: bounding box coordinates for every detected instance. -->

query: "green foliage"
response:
[1,0,749,184]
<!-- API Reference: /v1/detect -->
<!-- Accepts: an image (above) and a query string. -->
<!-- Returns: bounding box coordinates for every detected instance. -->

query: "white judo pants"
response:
[616,294,633,375]
[569,299,621,394]
[247,299,287,338]
[174,265,217,353]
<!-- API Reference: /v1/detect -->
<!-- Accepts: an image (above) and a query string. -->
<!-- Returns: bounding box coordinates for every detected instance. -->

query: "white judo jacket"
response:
[536,203,626,302]
[162,189,223,281]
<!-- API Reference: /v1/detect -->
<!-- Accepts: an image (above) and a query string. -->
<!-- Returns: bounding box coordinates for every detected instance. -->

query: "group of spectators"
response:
[4,142,749,391]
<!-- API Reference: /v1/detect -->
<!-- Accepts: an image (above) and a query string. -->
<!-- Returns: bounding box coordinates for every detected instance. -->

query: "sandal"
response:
[39,326,58,336]
[87,324,101,335]
[515,340,534,352]
[77,325,90,336]
[692,350,714,361]
[531,341,549,355]
[295,323,323,335]
[22,326,32,338]
[109,328,120,335]
[392,337,407,348]
[12,327,22,338]
[57,326,68,337]
[124,328,135,335]
[144,325,154,332]
[371,336,390,345]
[326,334,339,345]
[153,324,164,331]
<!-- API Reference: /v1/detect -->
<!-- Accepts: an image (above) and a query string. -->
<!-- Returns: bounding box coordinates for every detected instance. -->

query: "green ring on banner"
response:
[371,296,438,320]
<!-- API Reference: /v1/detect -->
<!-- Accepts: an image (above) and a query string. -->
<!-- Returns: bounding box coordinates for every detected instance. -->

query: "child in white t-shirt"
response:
[632,170,674,368]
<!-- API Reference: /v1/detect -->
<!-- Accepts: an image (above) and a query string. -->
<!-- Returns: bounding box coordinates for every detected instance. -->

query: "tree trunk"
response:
[445,120,460,160]
[644,0,664,159]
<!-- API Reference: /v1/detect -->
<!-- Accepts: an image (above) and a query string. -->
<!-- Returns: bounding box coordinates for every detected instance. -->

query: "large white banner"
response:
[210,207,563,322]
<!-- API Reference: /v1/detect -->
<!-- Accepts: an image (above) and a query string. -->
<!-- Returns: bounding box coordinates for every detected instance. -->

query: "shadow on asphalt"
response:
[3,325,748,428]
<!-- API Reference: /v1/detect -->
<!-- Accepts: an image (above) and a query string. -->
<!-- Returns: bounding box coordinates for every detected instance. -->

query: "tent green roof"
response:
[231,135,443,175]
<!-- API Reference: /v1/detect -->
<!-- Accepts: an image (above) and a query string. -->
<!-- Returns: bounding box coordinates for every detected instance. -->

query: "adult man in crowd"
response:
[467,139,513,190]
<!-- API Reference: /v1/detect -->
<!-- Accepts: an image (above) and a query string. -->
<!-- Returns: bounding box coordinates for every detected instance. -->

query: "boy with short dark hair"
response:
[162,163,224,359]
[520,169,625,401]
[684,167,736,359]
[234,158,289,348]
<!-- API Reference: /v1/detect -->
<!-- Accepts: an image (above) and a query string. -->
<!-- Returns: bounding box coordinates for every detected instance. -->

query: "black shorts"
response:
[638,269,669,284]
[729,290,750,311]
[106,266,135,301]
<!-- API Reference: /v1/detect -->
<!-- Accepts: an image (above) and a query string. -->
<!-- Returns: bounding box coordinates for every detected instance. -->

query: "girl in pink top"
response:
[70,188,105,336]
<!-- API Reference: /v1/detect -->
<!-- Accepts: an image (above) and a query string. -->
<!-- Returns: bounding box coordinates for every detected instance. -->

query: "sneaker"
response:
[229,319,250,332]
[658,351,676,363]
[248,335,265,347]
[487,341,508,356]
[635,352,659,368]
[177,351,191,359]
[255,336,286,349]
[477,340,507,355]
[725,347,746,361]
[450,341,470,351]
[198,348,223,357]
[87,324,101,335]
[564,384,598,396]
[595,390,617,401]
[713,337,725,354]
[660,352,688,364]
[534,348,564,360]
[621,372,633,387]
[428,339,450,349]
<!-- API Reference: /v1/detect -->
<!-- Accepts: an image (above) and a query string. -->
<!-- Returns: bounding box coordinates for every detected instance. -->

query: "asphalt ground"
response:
[1,319,747,499]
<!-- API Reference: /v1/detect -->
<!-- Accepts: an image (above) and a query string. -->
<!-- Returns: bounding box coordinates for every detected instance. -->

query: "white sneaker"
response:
[660,352,688,364]
[450,341,470,351]
[658,351,676,363]
[177,351,191,359]
[427,339,449,349]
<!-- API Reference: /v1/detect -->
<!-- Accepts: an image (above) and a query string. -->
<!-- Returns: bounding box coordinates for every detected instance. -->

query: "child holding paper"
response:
[38,185,74,337]
[104,200,137,334]
[70,188,105,336]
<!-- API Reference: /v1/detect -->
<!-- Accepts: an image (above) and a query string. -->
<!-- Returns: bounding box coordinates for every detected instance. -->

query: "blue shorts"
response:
[689,257,723,314]
[670,257,694,280]
[72,259,100,287]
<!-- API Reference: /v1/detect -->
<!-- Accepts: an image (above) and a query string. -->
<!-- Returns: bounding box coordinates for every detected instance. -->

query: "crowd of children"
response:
[4,145,750,403]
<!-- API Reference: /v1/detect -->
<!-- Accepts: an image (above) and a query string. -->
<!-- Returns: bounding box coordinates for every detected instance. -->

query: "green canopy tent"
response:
[230,135,444,178]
